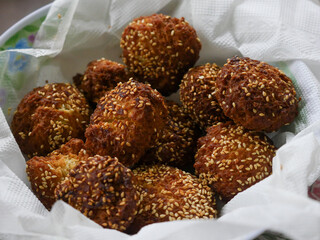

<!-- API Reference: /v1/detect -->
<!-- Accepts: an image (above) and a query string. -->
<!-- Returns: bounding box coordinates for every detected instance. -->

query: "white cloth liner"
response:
[0,0,320,239]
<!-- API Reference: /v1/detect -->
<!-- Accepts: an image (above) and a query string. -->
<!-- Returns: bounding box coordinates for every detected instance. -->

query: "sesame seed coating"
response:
[84,79,168,167]
[215,56,299,132]
[180,63,228,130]
[194,121,276,201]
[11,83,90,157]
[120,13,201,96]
[26,139,87,209]
[73,58,131,104]
[140,100,199,167]
[55,155,138,232]
[126,165,217,234]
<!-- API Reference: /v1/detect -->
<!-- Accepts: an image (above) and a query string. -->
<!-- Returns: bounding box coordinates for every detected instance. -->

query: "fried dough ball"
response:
[73,58,131,104]
[120,13,201,96]
[85,79,168,167]
[26,139,87,209]
[11,83,90,157]
[180,63,228,130]
[194,121,276,201]
[127,165,217,234]
[55,155,138,232]
[140,101,198,167]
[216,56,299,132]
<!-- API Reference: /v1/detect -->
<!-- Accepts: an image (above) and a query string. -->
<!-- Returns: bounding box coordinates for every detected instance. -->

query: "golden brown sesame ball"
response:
[126,165,217,234]
[26,139,87,210]
[215,56,299,132]
[11,83,90,157]
[55,155,138,232]
[84,79,168,167]
[120,13,201,96]
[194,121,276,201]
[180,63,228,130]
[140,100,199,168]
[73,58,131,104]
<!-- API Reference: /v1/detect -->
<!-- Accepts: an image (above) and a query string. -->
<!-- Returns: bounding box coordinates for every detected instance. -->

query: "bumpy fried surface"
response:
[216,56,299,132]
[73,58,131,103]
[127,165,217,234]
[26,139,87,209]
[120,13,201,96]
[85,79,168,167]
[55,155,138,232]
[180,63,228,130]
[194,122,275,201]
[11,83,90,157]
[140,101,198,168]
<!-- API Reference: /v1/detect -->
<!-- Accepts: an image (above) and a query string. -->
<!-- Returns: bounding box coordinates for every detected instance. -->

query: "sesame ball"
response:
[194,121,276,201]
[55,155,138,232]
[26,139,87,209]
[84,79,168,167]
[180,63,228,130]
[215,56,299,132]
[140,100,198,167]
[120,13,201,96]
[126,165,217,234]
[73,58,131,104]
[11,83,90,157]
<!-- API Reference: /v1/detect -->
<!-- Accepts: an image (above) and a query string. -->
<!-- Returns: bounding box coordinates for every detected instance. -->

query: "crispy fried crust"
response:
[11,83,90,157]
[26,139,87,209]
[140,101,198,167]
[216,56,299,132]
[194,122,276,201]
[120,13,201,96]
[85,79,168,167]
[127,165,217,234]
[180,63,228,129]
[55,155,138,232]
[73,58,131,103]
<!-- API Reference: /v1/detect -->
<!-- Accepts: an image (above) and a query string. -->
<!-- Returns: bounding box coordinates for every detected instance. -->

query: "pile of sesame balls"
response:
[12,13,299,234]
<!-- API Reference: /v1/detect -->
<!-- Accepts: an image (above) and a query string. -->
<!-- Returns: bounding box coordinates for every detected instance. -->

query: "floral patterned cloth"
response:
[0,17,44,108]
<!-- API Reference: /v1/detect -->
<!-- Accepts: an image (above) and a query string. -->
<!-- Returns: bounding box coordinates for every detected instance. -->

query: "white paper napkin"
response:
[0,0,320,239]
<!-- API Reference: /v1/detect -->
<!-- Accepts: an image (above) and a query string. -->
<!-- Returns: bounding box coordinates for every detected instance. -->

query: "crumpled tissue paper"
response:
[0,0,320,239]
